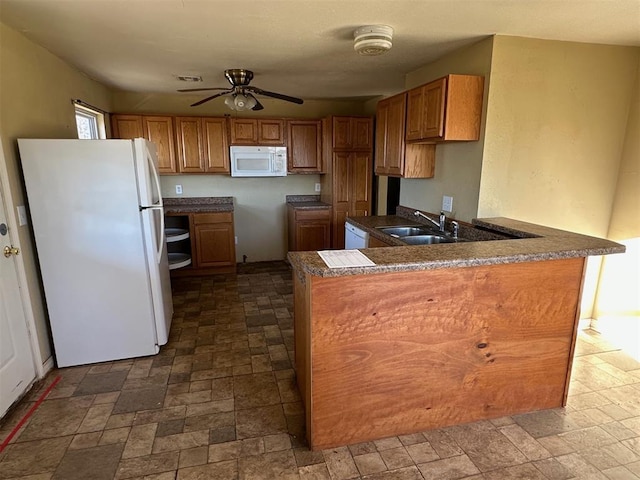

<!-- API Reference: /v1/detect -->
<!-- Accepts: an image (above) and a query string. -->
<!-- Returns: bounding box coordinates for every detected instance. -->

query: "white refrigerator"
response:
[18,138,173,367]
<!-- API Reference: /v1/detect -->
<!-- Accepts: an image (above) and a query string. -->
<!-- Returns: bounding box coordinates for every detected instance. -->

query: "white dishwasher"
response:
[345,222,369,249]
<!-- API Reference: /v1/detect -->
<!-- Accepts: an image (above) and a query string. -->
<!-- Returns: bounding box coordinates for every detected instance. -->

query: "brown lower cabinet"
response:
[287,205,331,252]
[167,211,236,276]
[367,236,394,248]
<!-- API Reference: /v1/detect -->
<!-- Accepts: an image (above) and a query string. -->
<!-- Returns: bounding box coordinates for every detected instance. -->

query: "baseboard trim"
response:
[578,318,593,331]
[41,356,55,378]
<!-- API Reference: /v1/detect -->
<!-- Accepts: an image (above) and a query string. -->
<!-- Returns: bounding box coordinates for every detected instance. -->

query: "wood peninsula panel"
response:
[303,257,585,450]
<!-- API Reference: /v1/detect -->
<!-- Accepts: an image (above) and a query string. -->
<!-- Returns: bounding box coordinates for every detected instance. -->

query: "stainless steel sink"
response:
[401,235,455,245]
[377,226,434,237]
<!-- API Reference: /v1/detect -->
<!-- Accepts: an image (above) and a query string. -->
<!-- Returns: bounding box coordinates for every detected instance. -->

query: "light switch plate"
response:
[442,195,453,213]
[175,185,183,195]
[17,205,28,226]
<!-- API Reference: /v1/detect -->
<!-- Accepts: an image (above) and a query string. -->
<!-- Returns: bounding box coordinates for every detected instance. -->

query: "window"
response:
[74,103,106,139]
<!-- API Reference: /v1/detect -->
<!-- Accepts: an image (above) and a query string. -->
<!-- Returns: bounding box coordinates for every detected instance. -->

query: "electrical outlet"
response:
[17,205,28,226]
[314,183,321,193]
[442,195,453,213]
[175,184,183,195]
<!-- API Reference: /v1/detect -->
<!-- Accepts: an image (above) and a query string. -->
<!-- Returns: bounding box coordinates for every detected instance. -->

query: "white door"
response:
[0,179,36,417]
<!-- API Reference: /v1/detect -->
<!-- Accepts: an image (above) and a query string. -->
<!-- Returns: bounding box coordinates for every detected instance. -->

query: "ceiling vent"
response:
[353,25,393,56]
[177,75,202,82]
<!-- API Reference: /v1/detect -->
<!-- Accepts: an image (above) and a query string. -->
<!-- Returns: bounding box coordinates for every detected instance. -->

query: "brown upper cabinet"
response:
[331,116,373,150]
[175,117,229,174]
[111,114,178,174]
[111,114,143,139]
[287,120,322,173]
[405,74,484,143]
[375,93,435,178]
[229,118,285,145]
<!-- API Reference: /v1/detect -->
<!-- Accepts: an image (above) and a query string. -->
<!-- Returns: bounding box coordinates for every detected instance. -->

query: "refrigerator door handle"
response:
[147,148,163,207]
[149,206,166,262]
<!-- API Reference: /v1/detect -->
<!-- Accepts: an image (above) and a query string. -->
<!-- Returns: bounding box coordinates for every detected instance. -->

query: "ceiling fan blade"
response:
[191,91,229,107]
[249,87,304,105]
[251,97,264,111]
[178,87,231,93]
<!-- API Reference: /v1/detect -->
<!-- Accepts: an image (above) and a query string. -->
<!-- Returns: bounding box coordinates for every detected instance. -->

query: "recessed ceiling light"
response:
[177,75,202,82]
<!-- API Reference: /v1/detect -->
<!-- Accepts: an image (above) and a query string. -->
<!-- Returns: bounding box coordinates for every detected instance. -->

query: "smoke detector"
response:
[353,25,393,56]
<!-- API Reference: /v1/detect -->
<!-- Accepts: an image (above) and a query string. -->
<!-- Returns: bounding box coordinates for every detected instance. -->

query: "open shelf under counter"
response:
[168,252,192,270]
[165,227,190,243]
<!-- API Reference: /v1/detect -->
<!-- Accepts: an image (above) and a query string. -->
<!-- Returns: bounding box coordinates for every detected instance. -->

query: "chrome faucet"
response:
[451,221,459,239]
[414,210,446,232]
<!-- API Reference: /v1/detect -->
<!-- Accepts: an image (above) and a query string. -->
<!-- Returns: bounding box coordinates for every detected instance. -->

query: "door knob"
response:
[3,246,20,258]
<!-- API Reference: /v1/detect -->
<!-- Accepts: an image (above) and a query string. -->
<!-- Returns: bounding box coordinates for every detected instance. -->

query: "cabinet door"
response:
[230,119,258,144]
[192,213,235,268]
[287,120,322,173]
[194,223,235,267]
[332,117,352,149]
[333,152,351,249]
[202,118,230,173]
[258,119,285,145]
[111,114,143,139]
[351,152,371,218]
[368,236,393,248]
[143,116,177,174]
[352,117,373,150]
[175,117,205,173]
[422,77,447,139]
[375,94,406,176]
[405,87,424,141]
[297,222,331,252]
[374,100,389,175]
[385,95,407,176]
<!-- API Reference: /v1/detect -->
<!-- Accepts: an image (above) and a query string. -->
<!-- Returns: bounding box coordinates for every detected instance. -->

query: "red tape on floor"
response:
[0,375,61,453]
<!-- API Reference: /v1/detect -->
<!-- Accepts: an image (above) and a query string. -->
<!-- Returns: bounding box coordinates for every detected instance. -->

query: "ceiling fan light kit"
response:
[353,25,394,56]
[225,93,257,111]
[177,68,303,110]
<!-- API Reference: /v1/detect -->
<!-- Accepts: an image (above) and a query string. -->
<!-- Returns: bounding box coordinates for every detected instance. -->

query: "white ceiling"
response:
[1,0,639,103]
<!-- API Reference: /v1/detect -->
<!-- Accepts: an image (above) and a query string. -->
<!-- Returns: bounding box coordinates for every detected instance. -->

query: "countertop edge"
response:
[287,216,625,278]
[163,196,234,213]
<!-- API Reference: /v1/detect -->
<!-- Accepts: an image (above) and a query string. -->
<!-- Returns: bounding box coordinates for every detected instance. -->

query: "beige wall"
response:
[161,175,320,262]
[0,22,112,362]
[399,37,494,222]
[113,93,368,262]
[112,91,368,118]
[594,54,640,327]
[478,36,639,318]
[478,37,637,235]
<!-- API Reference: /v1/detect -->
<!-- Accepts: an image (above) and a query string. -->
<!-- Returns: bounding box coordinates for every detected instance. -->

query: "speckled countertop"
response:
[287,207,625,278]
[286,195,331,210]
[164,197,234,213]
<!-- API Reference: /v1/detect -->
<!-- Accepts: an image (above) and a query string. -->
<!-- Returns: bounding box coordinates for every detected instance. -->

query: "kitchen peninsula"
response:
[287,208,624,450]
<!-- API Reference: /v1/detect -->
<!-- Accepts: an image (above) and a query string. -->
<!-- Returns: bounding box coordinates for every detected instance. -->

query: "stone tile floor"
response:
[1,261,640,479]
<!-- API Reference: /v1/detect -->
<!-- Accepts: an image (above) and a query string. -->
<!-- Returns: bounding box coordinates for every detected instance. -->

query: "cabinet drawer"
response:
[192,212,233,224]
[295,209,330,222]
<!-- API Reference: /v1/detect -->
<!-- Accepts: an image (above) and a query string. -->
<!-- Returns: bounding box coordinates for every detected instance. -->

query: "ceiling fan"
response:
[178,69,304,111]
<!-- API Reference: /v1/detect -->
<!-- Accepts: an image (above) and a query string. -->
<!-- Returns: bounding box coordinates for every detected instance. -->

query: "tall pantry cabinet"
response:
[320,116,373,249]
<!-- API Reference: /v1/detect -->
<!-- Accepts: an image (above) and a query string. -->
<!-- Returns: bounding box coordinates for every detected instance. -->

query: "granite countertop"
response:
[287,206,625,278]
[164,197,234,213]
[286,195,331,210]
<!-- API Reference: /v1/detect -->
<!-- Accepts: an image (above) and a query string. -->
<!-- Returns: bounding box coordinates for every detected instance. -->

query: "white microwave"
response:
[230,146,287,177]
